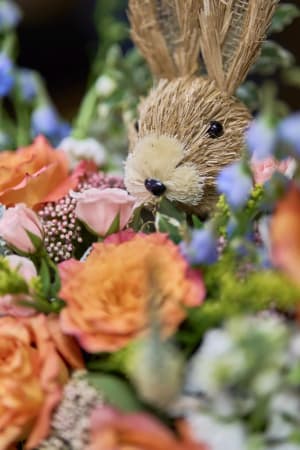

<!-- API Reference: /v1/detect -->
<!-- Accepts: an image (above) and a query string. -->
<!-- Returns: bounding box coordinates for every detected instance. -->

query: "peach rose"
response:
[0,255,37,317]
[0,136,79,208]
[0,314,79,450]
[0,204,43,254]
[87,406,206,450]
[74,188,136,236]
[59,233,205,353]
[271,185,300,284]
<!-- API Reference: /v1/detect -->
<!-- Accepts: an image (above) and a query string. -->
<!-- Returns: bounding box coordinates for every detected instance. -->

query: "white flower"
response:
[252,370,281,396]
[58,137,106,168]
[270,392,300,420]
[97,103,110,119]
[186,329,245,395]
[95,75,117,97]
[187,413,247,450]
[288,333,300,359]
[122,110,135,125]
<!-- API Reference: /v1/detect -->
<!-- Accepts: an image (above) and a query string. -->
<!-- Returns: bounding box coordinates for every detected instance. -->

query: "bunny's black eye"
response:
[134,120,139,132]
[207,121,224,139]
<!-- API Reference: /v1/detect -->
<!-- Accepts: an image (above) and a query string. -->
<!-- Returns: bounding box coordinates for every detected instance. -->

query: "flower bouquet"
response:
[0,1,300,450]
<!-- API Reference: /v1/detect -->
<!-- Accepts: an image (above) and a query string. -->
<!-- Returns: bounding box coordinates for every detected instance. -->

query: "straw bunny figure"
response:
[124,0,278,216]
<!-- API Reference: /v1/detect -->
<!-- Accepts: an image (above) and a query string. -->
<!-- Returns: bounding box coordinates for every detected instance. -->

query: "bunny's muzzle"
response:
[124,134,205,207]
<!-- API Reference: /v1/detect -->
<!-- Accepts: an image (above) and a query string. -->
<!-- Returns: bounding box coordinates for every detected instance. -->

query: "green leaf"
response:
[252,41,294,76]
[19,298,54,314]
[39,258,50,298]
[236,81,260,111]
[105,212,120,236]
[155,213,182,243]
[25,230,43,251]
[158,198,186,223]
[269,4,300,34]
[50,269,61,298]
[192,215,204,229]
[85,373,142,412]
[282,66,300,88]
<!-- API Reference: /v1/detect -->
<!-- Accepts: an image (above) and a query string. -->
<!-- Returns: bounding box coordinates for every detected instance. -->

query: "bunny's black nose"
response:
[144,179,166,197]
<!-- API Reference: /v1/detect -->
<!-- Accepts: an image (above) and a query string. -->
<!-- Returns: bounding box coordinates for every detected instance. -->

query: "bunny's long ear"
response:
[199,0,278,95]
[128,0,201,80]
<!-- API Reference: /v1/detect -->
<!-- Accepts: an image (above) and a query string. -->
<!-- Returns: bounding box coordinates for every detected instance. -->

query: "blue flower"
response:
[0,53,13,97]
[245,117,277,160]
[31,105,70,145]
[18,69,38,102]
[217,162,253,210]
[277,113,300,156]
[180,228,218,265]
[0,0,21,32]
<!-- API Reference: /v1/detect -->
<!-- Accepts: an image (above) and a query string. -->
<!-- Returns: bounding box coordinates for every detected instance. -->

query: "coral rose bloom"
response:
[59,232,205,352]
[0,314,82,450]
[0,136,77,208]
[271,185,300,284]
[88,406,206,450]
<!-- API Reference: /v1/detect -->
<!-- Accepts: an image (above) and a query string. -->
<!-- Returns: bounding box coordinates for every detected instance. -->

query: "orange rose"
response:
[271,185,300,284]
[0,314,83,450]
[87,406,206,450]
[0,136,78,208]
[59,232,205,353]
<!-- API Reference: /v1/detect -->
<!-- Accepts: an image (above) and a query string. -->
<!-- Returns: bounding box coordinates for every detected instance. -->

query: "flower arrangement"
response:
[0,1,300,449]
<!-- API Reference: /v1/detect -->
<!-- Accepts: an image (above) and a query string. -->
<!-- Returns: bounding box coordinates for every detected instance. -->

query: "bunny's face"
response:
[124,77,251,215]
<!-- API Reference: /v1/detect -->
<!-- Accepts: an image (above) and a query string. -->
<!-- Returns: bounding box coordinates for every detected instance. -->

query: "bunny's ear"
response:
[199,0,278,95]
[128,0,201,80]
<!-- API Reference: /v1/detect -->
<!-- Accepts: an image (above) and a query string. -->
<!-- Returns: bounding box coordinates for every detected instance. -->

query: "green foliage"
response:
[236,81,260,111]
[92,0,128,79]
[85,372,143,412]
[282,65,300,89]
[269,3,300,34]
[252,40,295,76]
[88,45,151,158]
[0,257,28,295]
[155,213,183,243]
[178,254,300,352]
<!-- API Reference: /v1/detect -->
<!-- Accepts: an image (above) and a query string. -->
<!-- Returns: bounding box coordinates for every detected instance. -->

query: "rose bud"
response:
[0,255,38,317]
[73,188,136,237]
[0,203,44,254]
[125,337,183,409]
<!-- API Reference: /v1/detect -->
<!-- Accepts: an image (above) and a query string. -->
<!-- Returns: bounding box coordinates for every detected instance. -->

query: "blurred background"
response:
[15,0,300,119]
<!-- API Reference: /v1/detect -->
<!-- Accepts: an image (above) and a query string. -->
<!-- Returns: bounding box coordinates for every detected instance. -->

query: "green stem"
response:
[15,102,31,147]
[1,32,17,59]
[72,85,98,140]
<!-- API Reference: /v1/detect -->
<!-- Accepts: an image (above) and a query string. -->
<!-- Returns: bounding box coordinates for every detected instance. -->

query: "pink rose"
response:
[251,157,296,185]
[0,204,44,254]
[0,255,37,317]
[73,188,136,236]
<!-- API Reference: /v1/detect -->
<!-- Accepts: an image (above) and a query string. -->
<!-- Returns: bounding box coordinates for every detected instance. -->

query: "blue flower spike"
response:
[217,162,253,211]
[180,227,219,266]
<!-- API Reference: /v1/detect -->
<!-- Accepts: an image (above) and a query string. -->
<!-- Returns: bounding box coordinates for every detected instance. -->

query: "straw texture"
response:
[126,0,278,214]
[129,0,201,79]
[126,77,251,215]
